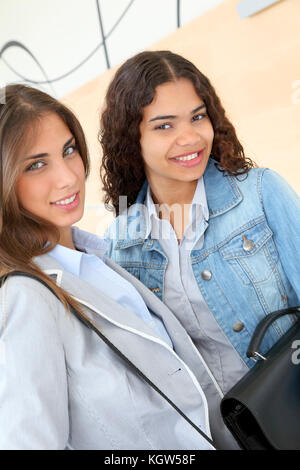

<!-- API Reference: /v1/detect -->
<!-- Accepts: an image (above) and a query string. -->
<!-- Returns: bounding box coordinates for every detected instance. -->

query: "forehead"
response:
[19,113,71,161]
[143,78,203,117]
[27,113,71,150]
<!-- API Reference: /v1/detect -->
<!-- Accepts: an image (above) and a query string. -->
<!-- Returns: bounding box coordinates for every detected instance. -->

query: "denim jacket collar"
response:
[203,159,243,217]
[115,158,243,250]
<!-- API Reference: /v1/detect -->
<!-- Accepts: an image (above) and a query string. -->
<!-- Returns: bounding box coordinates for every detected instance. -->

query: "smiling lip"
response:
[169,149,204,168]
[51,191,80,211]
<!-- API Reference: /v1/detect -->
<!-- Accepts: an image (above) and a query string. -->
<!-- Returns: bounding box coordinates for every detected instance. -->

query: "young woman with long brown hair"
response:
[0,84,220,450]
[101,51,300,448]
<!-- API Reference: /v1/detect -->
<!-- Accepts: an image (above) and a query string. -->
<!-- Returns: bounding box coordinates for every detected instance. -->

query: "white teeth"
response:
[55,194,77,205]
[175,152,198,162]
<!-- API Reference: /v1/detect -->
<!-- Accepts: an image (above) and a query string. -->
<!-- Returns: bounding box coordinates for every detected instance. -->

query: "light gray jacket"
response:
[0,254,237,450]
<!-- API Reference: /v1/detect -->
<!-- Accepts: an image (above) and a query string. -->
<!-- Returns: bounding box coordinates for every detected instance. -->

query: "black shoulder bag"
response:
[0,271,216,449]
[221,307,300,450]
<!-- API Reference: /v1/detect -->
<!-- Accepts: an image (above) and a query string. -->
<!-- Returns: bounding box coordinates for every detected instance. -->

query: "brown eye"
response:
[154,123,172,130]
[192,113,206,122]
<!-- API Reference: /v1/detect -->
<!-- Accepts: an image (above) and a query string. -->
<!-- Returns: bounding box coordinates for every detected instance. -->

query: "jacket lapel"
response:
[203,159,243,217]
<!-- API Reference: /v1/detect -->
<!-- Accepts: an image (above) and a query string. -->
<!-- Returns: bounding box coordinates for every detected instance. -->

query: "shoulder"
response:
[230,166,291,192]
[0,274,68,382]
[232,166,265,187]
[204,159,265,193]
[259,167,292,189]
[224,166,285,199]
[228,167,300,210]
[259,168,300,212]
[1,274,64,326]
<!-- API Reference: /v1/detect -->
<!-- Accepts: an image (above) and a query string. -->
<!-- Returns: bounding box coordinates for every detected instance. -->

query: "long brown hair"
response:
[100,50,255,215]
[0,84,89,313]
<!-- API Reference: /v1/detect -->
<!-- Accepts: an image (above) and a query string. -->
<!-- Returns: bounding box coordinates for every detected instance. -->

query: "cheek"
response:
[140,134,166,166]
[16,176,48,212]
[205,122,214,149]
[140,125,164,167]
[139,132,149,157]
[74,156,86,182]
[16,177,31,209]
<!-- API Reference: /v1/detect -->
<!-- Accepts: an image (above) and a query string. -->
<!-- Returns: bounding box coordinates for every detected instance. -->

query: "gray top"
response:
[145,177,249,394]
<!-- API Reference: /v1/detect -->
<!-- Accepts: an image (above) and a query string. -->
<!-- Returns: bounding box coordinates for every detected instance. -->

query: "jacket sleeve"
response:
[261,168,300,301]
[0,277,69,449]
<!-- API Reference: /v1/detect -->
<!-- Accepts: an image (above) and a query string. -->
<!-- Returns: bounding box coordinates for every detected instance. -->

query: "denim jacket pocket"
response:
[219,220,290,329]
[219,221,279,286]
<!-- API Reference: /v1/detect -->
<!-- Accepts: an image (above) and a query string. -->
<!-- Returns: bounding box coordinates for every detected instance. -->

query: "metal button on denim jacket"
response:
[105,159,300,367]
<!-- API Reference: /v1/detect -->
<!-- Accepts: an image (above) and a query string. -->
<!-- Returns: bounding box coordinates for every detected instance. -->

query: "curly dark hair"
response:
[100,50,255,215]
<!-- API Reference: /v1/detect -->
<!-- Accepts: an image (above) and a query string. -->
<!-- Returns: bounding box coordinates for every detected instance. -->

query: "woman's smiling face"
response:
[139,78,214,191]
[16,112,86,237]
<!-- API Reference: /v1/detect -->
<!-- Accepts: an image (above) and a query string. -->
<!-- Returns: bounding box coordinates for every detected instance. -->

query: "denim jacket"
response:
[105,159,300,367]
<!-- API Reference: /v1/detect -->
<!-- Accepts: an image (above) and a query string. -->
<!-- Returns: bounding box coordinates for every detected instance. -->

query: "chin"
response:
[56,212,84,228]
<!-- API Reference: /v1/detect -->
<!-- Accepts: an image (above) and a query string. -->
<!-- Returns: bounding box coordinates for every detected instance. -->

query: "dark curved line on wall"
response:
[177,0,181,28]
[96,0,110,69]
[0,40,55,94]
[107,0,135,37]
[1,42,101,86]
[0,0,135,86]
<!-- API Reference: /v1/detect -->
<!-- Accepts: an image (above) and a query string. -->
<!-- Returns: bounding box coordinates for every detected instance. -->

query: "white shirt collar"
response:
[49,227,108,278]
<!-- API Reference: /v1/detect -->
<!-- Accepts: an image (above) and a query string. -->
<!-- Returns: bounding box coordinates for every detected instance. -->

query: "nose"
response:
[54,158,77,190]
[176,124,201,147]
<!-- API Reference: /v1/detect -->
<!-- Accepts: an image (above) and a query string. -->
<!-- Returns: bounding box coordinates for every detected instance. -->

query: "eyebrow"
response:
[148,104,206,122]
[25,136,75,160]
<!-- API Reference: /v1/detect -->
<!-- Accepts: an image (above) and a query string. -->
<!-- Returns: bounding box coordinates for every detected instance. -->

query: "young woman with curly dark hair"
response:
[101,50,254,215]
[101,51,300,448]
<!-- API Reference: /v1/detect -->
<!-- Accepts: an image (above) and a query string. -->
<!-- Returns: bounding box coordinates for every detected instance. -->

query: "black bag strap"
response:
[247,306,300,359]
[0,271,216,449]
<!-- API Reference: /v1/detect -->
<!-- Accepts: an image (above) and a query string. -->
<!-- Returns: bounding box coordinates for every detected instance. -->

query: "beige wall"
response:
[62,0,300,234]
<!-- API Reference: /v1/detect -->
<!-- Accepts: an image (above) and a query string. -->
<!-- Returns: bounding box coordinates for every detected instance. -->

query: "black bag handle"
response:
[247,306,300,360]
[0,271,216,449]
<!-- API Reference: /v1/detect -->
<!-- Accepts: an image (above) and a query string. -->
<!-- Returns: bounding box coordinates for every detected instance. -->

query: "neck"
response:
[58,227,75,250]
[148,178,198,207]
[148,178,198,242]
